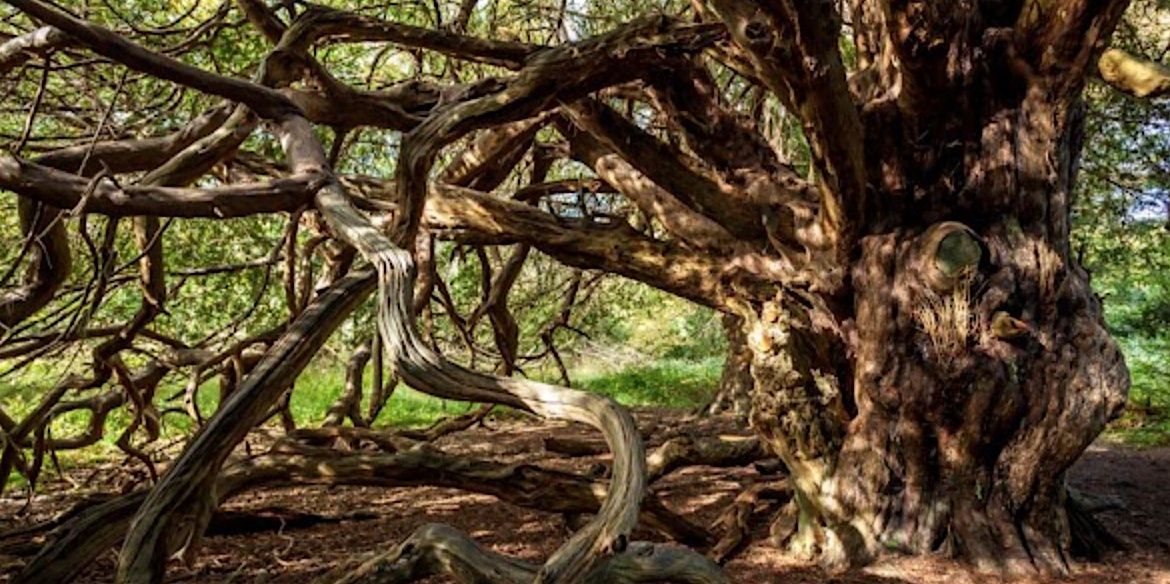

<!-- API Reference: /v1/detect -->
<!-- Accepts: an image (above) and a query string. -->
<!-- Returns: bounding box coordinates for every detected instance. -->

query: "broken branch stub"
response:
[915,221,983,292]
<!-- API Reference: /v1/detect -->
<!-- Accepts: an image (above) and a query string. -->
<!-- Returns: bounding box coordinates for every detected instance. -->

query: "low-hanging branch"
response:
[0,154,324,217]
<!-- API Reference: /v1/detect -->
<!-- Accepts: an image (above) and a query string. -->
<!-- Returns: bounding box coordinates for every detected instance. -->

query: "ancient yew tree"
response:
[3,0,1168,581]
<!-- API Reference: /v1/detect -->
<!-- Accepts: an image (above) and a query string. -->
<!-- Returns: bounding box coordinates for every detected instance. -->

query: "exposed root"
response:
[709,480,792,564]
[11,446,713,583]
[206,507,378,536]
[543,433,769,484]
[396,403,494,441]
[323,523,728,584]
[646,435,767,482]
[1066,489,1129,560]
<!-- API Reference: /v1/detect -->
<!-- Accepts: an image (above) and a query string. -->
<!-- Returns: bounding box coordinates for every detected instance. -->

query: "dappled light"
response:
[1,0,1169,583]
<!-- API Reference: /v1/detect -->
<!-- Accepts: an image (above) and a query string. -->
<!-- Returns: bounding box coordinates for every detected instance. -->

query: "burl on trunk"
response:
[738,2,1131,575]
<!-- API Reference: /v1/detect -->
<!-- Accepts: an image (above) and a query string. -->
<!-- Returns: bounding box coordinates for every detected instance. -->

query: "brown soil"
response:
[2,410,1168,583]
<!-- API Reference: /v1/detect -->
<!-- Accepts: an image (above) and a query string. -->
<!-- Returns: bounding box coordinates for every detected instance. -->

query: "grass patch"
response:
[0,361,479,490]
[568,357,721,409]
[1105,334,1170,447]
[290,366,476,428]
[0,355,723,491]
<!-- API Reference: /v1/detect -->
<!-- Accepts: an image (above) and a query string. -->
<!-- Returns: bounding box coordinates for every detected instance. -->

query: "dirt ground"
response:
[2,410,1169,583]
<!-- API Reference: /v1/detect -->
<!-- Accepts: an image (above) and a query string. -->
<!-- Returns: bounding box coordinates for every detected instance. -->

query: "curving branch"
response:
[705,0,865,248]
[390,15,726,247]
[0,154,323,217]
[237,0,484,133]
[11,443,712,583]
[9,9,727,584]
[32,105,233,176]
[0,4,739,583]
[286,106,649,582]
[6,0,300,120]
[0,198,70,329]
[275,4,540,69]
[404,179,785,309]
[0,26,71,77]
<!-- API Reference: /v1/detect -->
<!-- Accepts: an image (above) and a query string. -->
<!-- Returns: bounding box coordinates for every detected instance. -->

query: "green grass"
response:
[0,355,723,490]
[1104,334,1170,447]
[568,357,721,408]
[5,332,1167,487]
[4,333,1168,493]
[290,366,477,428]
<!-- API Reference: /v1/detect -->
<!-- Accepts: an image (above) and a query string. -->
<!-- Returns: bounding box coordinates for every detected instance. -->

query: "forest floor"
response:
[2,409,1169,584]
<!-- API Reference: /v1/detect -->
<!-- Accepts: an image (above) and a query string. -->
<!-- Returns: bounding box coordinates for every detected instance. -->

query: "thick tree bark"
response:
[745,252,1127,574]
[733,1,1133,576]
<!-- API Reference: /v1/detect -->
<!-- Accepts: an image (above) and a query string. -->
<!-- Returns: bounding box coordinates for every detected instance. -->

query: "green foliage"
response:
[1078,0,1170,445]
[2,353,721,491]
[288,367,475,428]
[1106,335,1170,446]
[597,285,725,360]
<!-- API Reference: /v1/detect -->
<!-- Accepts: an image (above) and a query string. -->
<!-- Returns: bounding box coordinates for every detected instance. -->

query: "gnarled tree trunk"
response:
[732,1,1132,575]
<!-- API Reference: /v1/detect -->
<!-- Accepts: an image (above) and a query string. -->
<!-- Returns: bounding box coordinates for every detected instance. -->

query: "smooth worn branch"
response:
[0,154,323,217]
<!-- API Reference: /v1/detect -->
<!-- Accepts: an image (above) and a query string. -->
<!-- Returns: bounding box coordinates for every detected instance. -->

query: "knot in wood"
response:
[916,221,983,292]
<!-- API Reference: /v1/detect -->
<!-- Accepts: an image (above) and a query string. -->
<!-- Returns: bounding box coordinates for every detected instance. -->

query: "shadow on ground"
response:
[4,412,1169,583]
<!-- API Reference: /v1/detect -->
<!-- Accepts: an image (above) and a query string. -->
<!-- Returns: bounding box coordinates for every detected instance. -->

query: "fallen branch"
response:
[206,507,378,536]
[544,433,769,483]
[12,446,712,583]
[323,523,728,584]
[708,480,791,564]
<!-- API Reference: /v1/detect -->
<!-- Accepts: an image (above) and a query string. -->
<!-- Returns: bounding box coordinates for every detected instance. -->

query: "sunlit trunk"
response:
[748,72,1130,576]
